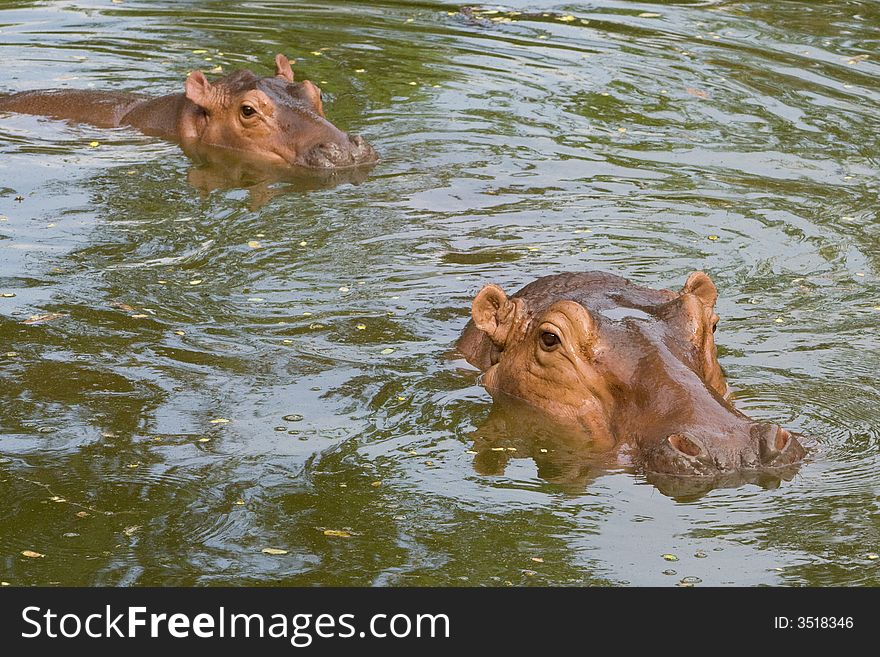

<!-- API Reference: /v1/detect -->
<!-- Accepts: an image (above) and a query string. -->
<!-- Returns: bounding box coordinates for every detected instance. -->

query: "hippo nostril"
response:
[758,425,790,463]
[774,427,791,452]
[667,434,705,458]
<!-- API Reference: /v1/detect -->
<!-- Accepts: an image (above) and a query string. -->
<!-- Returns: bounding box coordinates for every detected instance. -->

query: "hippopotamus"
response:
[457,271,807,486]
[0,54,377,170]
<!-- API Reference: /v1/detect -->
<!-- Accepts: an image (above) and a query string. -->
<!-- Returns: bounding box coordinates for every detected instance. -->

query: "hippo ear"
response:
[274,54,295,82]
[472,284,517,349]
[681,271,718,309]
[184,70,217,111]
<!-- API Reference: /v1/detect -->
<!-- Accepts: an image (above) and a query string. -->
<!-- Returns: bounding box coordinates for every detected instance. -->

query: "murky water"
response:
[0,0,878,586]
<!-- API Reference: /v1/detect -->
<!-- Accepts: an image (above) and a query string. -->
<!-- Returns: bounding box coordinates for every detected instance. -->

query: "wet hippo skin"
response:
[457,271,807,481]
[0,54,377,170]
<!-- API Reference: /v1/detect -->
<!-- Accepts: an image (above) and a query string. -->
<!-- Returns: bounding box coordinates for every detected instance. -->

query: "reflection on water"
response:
[0,0,878,586]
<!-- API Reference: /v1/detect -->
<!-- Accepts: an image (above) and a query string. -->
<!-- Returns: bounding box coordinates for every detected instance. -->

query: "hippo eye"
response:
[240,104,257,118]
[540,331,560,349]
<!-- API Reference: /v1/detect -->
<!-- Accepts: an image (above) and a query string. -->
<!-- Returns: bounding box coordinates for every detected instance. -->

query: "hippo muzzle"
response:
[299,133,378,169]
[645,424,806,477]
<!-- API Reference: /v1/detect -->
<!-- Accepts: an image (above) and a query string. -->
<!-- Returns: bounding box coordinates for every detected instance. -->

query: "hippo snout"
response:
[645,424,805,477]
[300,134,377,169]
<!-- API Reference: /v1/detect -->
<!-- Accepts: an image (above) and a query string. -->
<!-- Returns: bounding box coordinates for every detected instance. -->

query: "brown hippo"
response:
[457,271,807,482]
[0,54,377,170]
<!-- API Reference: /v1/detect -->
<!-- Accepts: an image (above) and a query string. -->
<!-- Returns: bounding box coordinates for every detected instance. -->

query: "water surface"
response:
[0,0,878,586]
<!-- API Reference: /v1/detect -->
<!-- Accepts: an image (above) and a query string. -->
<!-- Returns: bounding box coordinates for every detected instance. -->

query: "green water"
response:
[0,0,878,586]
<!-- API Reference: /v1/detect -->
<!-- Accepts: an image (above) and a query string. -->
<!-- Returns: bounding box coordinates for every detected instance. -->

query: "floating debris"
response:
[531,557,544,563]
[323,530,352,538]
[209,418,231,424]
[694,551,708,559]
[21,550,44,559]
[282,414,303,422]
[262,547,289,555]
[22,313,65,325]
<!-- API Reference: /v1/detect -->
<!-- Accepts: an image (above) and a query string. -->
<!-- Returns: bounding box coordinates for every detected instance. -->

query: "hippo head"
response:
[458,271,806,479]
[180,54,377,169]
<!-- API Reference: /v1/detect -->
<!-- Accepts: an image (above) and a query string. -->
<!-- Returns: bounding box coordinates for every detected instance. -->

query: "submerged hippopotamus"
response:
[0,54,377,170]
[457,271,806,484]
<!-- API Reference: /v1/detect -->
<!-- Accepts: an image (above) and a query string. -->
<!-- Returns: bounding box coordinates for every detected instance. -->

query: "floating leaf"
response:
[531,557,544,563]
[76,511,90,518]
[707,235,719,241]
[662,553,679,562]
[247,240,261,249]
[558,15,575,22]
[262,547,289,555]
[21,550,44,558]
[189,279,203,285]
[323,530,352,538]
[380,348,395,355]
[356,324,366,330]
[209,418,230,424]
[370,480,382,487]
[22,313,65,325]
[88,141,99,147]
[1,292,16,298]
[639,12,661,18]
